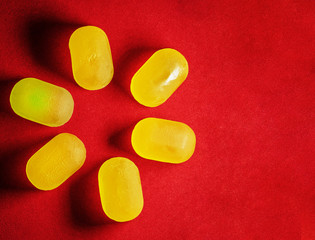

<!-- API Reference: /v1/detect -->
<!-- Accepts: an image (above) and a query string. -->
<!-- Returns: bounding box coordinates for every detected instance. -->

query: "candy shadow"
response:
[26,17,83,83]
[0,78,21,115]
[0,136,53,192]
[69,163,115,227]
[112,46,157,99]
[107,121,138,157]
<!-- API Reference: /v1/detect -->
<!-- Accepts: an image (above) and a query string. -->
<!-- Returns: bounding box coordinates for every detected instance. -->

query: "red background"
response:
[0,0,314,239]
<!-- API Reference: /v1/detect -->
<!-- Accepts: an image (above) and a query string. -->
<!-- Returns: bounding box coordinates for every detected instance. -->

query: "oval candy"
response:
[10,78,74,127]
[69,26,114,90]
[131,117,196,163]
[130,48,188,107]
[98,157,144,222]
[26,133,86,190]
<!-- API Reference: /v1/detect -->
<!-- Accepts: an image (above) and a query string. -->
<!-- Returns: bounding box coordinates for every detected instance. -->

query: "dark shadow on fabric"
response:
[0,136,53,192]
[69,163,115,227]
[112,47,158,99]
[26,17,83,83]
[0,78,21,115]
[107,121,138,156]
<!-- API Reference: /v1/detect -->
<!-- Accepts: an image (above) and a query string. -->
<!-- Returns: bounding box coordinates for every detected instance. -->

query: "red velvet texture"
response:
[0,0,314,239]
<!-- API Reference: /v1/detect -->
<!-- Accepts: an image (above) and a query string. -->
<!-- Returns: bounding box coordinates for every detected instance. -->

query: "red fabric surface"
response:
[0,0,314,239]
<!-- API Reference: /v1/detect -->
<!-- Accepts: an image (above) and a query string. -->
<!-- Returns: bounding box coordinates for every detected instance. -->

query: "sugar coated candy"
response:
[132,117,196,163]
[69,26,114,90]
[26,133,86,191]
[98,157,144,222]
[130,48,188,107]
[10,78,74,127]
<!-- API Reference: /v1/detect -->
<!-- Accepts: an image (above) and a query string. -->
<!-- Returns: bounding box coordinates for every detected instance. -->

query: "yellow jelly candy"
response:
[131,117,196,163]
[10,78,74,127]
[69,26,114,90]
[130,48,188,107]
[26,133,86,191]
[98,157,144,222]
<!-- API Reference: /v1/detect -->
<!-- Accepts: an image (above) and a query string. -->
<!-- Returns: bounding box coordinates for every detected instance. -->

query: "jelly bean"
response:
[98,157,143,222]
[130,48,188,107]
[132,118,196,163]
[10,78,74,127]
[69,26,114,90]
[26,133,86,191]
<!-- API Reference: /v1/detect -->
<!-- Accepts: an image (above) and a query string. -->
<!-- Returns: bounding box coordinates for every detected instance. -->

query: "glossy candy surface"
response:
[98,157,143,222]
[10,78,74,127]
[26,133,86,191]
[132,118,196,163]
[69,26,114,90]
[130,48,188,107]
